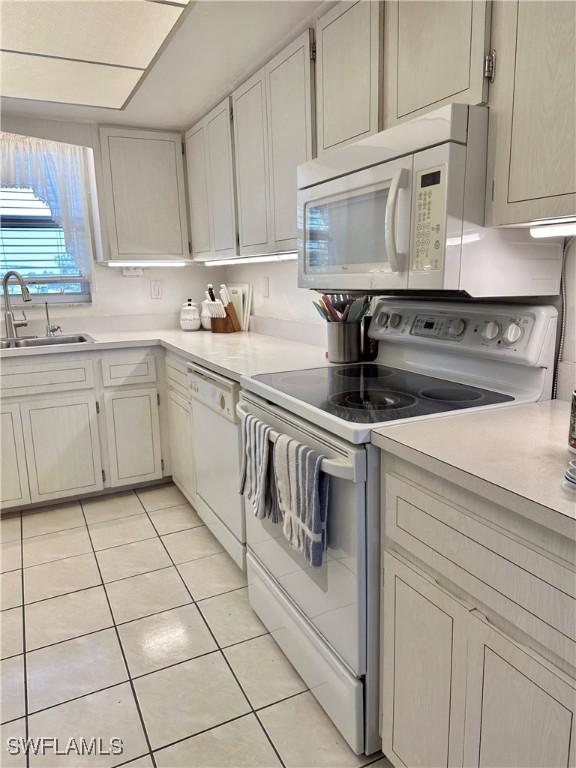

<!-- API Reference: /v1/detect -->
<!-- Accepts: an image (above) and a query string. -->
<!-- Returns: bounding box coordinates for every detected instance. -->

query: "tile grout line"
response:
[11,491,313,766]
[18,512,30,768]
[78,499,159,768]
[136,494,287,768]
[20,522,218,574]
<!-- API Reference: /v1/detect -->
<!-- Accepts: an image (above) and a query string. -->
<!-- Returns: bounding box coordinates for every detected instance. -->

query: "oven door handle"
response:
[237,404,357,482]
[384,167,409,273]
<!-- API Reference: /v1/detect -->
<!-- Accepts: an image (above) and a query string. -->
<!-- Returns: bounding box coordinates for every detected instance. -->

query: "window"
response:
[0,187,90,299]
[0,133,96,303]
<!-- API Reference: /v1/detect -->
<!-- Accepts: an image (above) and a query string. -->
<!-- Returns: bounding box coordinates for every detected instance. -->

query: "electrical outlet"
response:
[263,276,270,299]
[150,280,163,300]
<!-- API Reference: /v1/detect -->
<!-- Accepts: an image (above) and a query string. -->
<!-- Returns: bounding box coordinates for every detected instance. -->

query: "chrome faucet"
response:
[3,270,32,339]
[45,301,62,337]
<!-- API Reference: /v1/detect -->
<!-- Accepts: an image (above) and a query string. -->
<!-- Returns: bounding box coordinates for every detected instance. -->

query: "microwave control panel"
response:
[410,166,446,273]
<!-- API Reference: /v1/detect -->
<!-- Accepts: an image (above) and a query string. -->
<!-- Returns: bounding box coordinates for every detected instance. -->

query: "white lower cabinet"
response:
[20,394,104,504]
[167,388,195,502]
[382,550,576,768]
[464,614,576,768]
[103,387,162,487]
[0,402,30,509]
[381,552,468,768]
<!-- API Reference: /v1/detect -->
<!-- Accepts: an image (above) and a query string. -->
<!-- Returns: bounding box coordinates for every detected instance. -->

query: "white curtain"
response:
[0,131,93,280]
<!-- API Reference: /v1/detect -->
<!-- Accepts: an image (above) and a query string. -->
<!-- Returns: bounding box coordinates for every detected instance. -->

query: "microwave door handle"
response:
[384,168,409,273]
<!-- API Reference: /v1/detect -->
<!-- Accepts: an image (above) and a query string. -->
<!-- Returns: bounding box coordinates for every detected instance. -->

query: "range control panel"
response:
[368,301,557,367]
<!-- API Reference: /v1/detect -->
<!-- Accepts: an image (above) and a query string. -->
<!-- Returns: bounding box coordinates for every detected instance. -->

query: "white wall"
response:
[1,113,225,334]
[224,260,326,346]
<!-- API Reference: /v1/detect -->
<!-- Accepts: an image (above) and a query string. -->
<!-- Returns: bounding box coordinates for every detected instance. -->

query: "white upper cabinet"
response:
[185,124,211,258]
[315,1,381,153]
[486,0,576,225]
[100,127,188,261]
[383,0,490,127]
[266,30,314,250]
[185,98,238,260]
[233,68,272,254]
[233,30,314,255]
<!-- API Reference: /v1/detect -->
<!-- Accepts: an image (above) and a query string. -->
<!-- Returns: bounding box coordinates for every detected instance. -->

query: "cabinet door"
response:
[233,68,272,254]
[383,0,490,126]
[316,1,380,153]
[167,388,195,503]
[21,394,103,503]
[185,123,211,258]
[100,127,188,260]
[104,388,162,487]
[205,98,238,258]
[487,1,576,225]
[381,552,468,768]
[265,30,314,250]
[1,403,30,509]
[464,613,576,768]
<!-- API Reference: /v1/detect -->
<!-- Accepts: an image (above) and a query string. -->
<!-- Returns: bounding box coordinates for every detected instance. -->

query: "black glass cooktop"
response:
[253,364,514,424]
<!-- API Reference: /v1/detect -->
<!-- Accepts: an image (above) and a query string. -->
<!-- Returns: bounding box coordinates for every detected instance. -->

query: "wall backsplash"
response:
[224,260,326,346]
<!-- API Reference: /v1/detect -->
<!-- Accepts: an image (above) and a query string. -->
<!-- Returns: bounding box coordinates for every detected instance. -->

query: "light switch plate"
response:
[150,280,163,299]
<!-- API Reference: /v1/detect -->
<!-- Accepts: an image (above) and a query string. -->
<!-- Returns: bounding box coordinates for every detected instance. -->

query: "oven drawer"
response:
[384,473,576,669]
[247,554,364,755]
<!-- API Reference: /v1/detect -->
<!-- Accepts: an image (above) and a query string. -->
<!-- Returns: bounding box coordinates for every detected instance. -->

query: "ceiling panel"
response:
[0,51,141,108]
[0,0,328,128]
[0,0,183,69]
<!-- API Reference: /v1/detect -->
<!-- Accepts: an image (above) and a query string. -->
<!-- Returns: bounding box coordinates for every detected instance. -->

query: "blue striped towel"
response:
[239,413,280,522]
[273,434,329,567]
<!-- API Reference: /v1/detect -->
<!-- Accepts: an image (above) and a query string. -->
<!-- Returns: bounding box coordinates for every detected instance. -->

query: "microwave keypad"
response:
[411,167,445,273]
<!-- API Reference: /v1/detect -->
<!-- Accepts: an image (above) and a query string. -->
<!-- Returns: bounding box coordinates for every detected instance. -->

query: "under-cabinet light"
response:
[107,261,188,267]
[529,222,576,239]
[205,252,298,266]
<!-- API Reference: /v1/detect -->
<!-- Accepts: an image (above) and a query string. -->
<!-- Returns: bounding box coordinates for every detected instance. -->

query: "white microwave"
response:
[297,105,562,297]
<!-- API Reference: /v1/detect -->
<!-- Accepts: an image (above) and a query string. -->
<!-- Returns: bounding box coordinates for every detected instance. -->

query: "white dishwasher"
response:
[188,363,245,569]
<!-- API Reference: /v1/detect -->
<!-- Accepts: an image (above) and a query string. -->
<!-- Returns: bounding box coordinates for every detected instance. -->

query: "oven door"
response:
[238,393,368,675]
[298,155,413,291]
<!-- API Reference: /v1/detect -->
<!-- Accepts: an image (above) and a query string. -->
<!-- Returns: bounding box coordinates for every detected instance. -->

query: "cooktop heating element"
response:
[253,363,513,424]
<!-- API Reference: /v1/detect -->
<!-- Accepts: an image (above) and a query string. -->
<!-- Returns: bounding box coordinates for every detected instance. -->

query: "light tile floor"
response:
[0,484,390,768]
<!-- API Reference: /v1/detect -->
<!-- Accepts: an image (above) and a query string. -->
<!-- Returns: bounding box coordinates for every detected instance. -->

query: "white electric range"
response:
[238,300,558,756]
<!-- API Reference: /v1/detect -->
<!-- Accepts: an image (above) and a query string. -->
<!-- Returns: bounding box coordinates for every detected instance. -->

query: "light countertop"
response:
[0,329,328,382]
[372,400,576,538]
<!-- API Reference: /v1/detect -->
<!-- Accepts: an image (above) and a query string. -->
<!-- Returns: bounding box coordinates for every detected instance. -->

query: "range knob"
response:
[480,320,501,342]
[502,322,523,345]
[378,312,389,327]
[389,312,402,328]
[447,318,466,338]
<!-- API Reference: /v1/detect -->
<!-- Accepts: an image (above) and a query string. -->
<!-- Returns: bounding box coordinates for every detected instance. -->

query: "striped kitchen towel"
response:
[273,434,329,567]
[239,412,279,521]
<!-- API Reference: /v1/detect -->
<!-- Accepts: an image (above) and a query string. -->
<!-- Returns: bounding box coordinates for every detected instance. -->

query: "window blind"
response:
[0,187,90,301]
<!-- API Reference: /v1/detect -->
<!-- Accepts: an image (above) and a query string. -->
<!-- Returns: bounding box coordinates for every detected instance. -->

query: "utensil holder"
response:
[327,322,361,363]
[211,303,242,333]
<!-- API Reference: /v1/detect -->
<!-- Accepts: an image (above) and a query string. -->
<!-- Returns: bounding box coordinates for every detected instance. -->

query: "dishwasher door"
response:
[188,365,245,565]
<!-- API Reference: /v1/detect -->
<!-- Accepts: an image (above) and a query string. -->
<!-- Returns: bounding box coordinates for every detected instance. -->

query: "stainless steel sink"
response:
[1,334,95,349]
